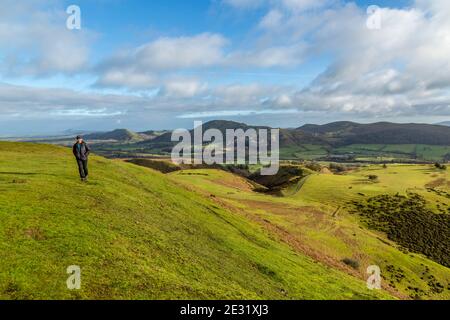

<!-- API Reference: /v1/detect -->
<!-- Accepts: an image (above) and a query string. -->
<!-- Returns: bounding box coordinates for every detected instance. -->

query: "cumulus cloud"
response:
[94,33,227,89]
[259,9,284,29]
[132,33,228,70]
[0,0,92,77]
[246,0,450,117]
[95,32,308,89]
[227,43,307,67]
[0,82,141,119]
[159,79,208,98]
[95,69,158,89]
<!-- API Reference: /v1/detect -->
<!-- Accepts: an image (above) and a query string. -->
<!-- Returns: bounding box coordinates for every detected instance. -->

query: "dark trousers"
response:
[76,159,89,179]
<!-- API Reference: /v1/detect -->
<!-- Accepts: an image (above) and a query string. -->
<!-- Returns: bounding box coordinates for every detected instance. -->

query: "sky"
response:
[0,0,449,135]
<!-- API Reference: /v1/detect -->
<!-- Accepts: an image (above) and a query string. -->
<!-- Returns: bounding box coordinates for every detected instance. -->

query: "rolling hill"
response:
[0,142,389,300]
[147,120,450,147]
[298,122,450,146]
[83,129,145,142]
[118,120,450,162]
[150,120,272,144]
[11,120,450,162]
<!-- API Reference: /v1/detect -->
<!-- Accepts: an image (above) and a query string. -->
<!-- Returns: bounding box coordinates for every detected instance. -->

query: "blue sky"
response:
[0,0,449,135]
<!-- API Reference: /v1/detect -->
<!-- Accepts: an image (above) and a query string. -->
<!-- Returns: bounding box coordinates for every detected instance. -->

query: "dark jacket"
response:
[73,142,90,161]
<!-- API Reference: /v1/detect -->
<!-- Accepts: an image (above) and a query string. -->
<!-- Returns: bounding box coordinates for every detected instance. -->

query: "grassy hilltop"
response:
[0,142,389,300]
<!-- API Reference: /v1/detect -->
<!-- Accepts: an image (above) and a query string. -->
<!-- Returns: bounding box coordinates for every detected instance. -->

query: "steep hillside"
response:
[170,166,450,300]
[0,142,389,300]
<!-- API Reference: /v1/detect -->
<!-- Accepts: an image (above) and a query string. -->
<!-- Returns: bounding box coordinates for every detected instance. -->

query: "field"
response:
[279,144,450,162]
[334,144,450,162]
[280,145,329,160]
[0,142,391,300]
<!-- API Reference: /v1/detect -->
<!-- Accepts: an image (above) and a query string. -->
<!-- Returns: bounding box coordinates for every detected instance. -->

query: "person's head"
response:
[76,136,83,143]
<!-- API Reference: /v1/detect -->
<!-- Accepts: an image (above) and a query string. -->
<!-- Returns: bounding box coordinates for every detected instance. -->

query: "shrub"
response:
[329,163,348,173]
[304,161,322,172]
[342,258,360,269]
[351,193,450,268]
[434,162,447,170]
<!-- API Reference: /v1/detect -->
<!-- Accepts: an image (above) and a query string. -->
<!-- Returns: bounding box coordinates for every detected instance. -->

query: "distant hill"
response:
[84,129,144,142]
[138,130,170,139]
[31,120,450,161]
[436,121,450,127]
[279,128,329,147]
[298,122,450,146]
[299,121,360,135]
[149,120,327,148]
[151,120,271,144]
[149,120,450,147]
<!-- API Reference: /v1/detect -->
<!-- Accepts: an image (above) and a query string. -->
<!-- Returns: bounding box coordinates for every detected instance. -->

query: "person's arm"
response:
[72,144,77,158]
[85,143,91,157]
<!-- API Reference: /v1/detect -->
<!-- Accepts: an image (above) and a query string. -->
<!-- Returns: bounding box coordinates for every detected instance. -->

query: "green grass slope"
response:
[170,167,450,299]
[0,142,389,300]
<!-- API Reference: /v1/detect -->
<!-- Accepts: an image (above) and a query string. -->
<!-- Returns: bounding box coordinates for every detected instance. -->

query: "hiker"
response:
[73,136,90,182]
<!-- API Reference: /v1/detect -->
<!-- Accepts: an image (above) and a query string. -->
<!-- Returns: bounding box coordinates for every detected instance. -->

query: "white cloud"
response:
[227,43,307,67]
[94,33,228,89]
[259,10,284,29]
[178,108,298,118]
[95,69,158,89]
[133,33,228,70]
[0,82,141,119]
[0,0,91,77]
[250,1,450,117]
[95,32,308,89]
[160,79,208,98]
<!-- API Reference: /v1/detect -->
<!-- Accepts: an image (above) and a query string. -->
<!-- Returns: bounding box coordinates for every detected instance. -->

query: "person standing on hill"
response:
[73,136,90,182]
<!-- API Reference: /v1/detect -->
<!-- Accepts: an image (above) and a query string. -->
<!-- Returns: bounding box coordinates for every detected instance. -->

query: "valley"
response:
[165,163,450,300]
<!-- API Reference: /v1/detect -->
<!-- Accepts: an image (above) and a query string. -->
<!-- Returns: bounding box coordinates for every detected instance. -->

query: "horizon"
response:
[1,0,450,135]
[2,118,450,138]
